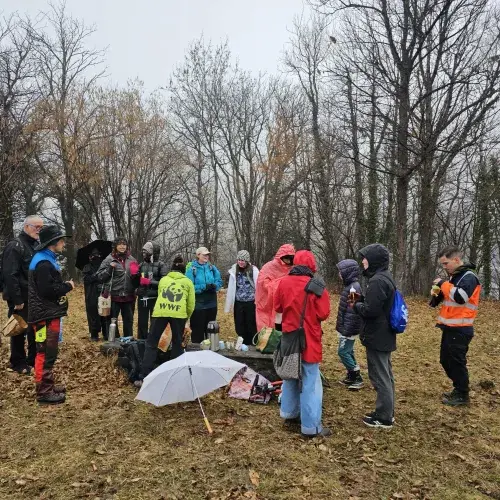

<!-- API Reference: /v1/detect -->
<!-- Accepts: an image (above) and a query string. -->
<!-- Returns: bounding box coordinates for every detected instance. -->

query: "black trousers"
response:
[86,301,107,340]
[141,317,186,378]
[8,302,36,369]
[234,300,257,345]
[137,297,156,340]
[105,301,135,338]
[440,328,472,394]
[190,307,217,343]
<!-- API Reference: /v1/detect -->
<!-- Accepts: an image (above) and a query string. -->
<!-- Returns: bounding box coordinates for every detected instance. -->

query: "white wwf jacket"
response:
[224,264,260,313]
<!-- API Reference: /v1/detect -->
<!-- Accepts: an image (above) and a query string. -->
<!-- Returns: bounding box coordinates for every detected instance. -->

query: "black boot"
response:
[442,390,469,406]
[339,371,356,387]
[37,392,66,405]
[348,371,364,390]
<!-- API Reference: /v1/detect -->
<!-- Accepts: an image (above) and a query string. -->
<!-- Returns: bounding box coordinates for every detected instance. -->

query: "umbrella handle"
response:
[204,417,213,434]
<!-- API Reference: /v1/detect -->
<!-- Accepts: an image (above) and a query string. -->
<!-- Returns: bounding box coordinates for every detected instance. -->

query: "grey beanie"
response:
[142,241,154,255]
[237,250,251,263]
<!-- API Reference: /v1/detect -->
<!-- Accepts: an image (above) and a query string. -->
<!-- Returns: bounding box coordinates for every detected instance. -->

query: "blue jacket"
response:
[186,260,223,310]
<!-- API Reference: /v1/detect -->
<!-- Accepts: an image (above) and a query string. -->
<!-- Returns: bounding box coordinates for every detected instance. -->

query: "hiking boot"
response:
[339,371,356,387]
[364,411,396,424]
[284,416,301,425]
[442,391,469,406]
[442,388,460,399]
[53,385,66,394]
[301,427,332,439]
[362,414,393,429]
[348,373,364,391]
[37,392,65,405]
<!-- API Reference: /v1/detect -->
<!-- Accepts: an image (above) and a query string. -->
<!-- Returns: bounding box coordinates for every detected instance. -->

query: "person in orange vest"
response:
[430,246,481,406]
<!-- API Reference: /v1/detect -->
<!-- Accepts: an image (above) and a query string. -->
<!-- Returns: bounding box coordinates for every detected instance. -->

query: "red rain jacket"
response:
[274,250,331,363]
[255,244,295,331]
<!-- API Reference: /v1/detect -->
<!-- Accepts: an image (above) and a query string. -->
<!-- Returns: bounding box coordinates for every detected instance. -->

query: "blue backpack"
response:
[381,275,408,334]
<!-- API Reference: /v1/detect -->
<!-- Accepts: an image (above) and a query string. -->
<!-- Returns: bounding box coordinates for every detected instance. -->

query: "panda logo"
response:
[163,282,183,302]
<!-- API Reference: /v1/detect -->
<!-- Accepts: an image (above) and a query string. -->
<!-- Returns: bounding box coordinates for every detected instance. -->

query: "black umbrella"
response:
[76,240,113,271]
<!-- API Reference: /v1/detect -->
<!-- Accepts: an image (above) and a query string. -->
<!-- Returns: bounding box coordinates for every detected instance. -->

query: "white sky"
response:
[4,0,310,90]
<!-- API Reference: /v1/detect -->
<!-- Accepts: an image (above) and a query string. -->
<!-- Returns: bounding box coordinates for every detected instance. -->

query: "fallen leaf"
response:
[318,444,328,452]
[95,447,106,455]
[214,438,224,445]
[130,478,140,483]
[249,469,260,487]
[15,479,26,486]
[353,436,364,444]
[451,452,467,461]
[392,494,405,499]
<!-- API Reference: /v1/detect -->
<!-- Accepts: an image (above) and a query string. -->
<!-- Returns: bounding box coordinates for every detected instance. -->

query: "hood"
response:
[453,263,476,275]
[337,259,360,285]
[359,243,389,277]
[168,270,186,280]
[274,243,296,262]
[293,250,317,273]
[152,242,161,259]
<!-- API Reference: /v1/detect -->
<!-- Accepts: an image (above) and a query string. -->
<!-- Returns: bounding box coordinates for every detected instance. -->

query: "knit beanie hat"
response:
[142,241,154,255]
[237,250,251,263]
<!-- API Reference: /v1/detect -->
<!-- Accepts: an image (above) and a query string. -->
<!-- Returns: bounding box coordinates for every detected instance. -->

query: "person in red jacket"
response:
[274,250,331,438]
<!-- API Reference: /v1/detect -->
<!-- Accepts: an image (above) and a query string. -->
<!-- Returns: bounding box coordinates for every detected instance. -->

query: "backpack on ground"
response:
[381,275,408,334]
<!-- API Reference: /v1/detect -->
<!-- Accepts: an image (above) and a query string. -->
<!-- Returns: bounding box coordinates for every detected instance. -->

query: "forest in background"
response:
[2,0,500,295]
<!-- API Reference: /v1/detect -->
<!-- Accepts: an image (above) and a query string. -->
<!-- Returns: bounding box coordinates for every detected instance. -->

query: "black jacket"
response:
[336,259,362,337]
[28,260,72,324]
[354,244,396,352]
[136,259,168,298]
[82,259,103,306]
[2,232,38,305]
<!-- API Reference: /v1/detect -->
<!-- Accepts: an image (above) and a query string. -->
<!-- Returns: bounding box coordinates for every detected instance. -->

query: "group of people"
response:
[2,216,481,432]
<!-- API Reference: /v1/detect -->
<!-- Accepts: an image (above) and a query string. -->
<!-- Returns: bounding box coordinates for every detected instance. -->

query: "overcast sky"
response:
[5,0,309,90]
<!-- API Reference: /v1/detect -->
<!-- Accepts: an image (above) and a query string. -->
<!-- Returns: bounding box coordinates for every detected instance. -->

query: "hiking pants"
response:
[7,303,36,370]
[366,348,395,421]
[106,301,135,338]
[189,307,217,343]
[141,317,186,378]
[440,328,472,395]
[280,361,323,436]
[234,300,257,345]
[137,297,156,340]
[34,318,61,397]
[338,336,359,372]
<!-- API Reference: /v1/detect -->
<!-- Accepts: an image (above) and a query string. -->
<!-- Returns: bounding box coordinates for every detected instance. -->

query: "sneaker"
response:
[362,415,393,429]
[301,427,332,438]
[442,391,469,406]
[348,375,364,390]
[363,411,395,423]
[339,371,356,386]
[37,392,66,405]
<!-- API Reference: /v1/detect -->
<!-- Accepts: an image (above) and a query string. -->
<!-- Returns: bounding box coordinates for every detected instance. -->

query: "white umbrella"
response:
[136,350,247,433]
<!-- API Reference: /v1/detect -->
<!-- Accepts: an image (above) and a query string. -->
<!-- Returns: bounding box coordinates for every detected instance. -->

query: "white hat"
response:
[195,246,211,256]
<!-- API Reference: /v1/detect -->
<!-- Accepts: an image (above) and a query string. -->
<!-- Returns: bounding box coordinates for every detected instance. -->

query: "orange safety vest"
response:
[437,271,481,328]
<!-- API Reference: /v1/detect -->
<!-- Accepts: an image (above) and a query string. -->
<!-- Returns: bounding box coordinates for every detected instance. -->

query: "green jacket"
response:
[152,271,195,319]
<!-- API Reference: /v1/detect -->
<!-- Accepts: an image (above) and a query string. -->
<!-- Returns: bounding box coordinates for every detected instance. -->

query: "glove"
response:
[129,262,140,275]
[206,283,216,291]
[140,277,151,286]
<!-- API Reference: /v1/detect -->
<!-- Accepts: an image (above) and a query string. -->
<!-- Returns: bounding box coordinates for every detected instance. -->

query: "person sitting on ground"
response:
[255,244,295,332]
[224,250,260,345]
[274,250,331,438]
[336,259,364,390]
[135,256,195,387]
[350,244,397,429]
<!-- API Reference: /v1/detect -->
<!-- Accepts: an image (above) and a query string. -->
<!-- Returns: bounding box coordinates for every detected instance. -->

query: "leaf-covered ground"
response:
[0,289,499,500]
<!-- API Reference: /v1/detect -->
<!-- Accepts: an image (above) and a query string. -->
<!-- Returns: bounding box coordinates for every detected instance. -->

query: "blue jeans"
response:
[338,336,359,372]
[280,362,323,435]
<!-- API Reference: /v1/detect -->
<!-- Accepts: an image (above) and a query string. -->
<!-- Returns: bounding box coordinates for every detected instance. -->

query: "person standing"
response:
[82,248,107,341]
[274,250,331,438]
[97,237,139,338]
[136,241,168,339]
[336,259,364,390]
[224,250,259,345]
[185,247,223,343]
[430,246,481,406]
[28,225,74,404]
[135,256,195,386]
[1,215,43,374]
[351,243,397,429]
[255,244,295,332]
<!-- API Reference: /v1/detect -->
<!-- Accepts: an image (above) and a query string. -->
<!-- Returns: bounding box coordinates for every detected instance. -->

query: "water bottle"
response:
[109,318,117,342]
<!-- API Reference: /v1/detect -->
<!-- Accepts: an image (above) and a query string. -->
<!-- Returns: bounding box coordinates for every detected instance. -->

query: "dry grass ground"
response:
[0,288,499,500]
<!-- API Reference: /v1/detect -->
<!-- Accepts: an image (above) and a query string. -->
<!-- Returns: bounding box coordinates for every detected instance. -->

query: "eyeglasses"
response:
[28,224,43,231]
